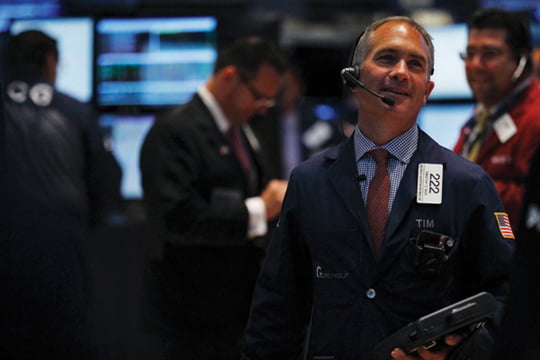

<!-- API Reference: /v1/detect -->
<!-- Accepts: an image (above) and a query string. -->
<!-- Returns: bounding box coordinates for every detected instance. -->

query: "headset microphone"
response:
[340,67,396,106]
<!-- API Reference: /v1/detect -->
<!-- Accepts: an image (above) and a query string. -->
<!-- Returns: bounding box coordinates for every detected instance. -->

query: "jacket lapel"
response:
[327,138,371,237]
[243,125,267,185]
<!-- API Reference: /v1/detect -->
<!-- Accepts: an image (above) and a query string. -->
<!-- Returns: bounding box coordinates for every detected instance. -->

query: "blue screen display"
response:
[95,16,217,108]
[0,0,61,32]
[417,102,475,150]
[100,113,155,199]
[424,23,473,101]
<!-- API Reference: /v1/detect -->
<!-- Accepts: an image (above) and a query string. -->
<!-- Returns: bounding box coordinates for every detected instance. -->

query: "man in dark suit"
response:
[0,30,121,359]
[241,16,514,360]
[139,37,287,360]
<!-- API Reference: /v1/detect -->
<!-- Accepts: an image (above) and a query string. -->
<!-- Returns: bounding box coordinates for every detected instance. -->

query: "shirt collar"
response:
[354,124,418,164]
[197,85,231,134]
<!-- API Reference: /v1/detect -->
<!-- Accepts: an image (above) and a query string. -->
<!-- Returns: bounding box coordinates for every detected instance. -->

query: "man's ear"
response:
[220,65,238,82]
[423,80,435,104]
[44,52,58,84]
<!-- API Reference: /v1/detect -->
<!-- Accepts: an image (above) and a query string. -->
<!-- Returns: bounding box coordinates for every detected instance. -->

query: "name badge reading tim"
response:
[417,163,443,204]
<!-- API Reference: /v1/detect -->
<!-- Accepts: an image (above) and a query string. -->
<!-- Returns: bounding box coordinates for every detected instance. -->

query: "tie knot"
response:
[369,148,389,165]
[476,109,490,127]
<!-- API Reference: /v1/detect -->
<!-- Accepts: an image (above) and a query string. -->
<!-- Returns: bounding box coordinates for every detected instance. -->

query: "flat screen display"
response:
[417,102,475,149]
[9,17,94,103]
[100,113,155,199]
[0,0,61,32]
[424,23,473,101]
[95,16,217,108]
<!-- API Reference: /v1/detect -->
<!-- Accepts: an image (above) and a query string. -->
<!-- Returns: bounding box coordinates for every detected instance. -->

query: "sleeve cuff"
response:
[245,196,267,239]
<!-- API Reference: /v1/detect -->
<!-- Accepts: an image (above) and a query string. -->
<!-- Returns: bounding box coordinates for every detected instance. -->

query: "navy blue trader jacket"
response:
[242,128,515,360]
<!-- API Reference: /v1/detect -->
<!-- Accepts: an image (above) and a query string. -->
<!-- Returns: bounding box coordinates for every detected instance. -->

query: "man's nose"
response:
[389,60,409,81]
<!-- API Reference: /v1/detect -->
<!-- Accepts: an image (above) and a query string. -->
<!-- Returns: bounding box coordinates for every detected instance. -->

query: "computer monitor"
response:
[95,16,217,109]
[99,113,155,199]
[417,102,475,149]
[424,23,473,101]
[9,17,94,103]
[0,0,61,33]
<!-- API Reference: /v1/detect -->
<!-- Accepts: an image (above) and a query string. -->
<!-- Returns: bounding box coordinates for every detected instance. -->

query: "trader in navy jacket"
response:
[241,16,514,360]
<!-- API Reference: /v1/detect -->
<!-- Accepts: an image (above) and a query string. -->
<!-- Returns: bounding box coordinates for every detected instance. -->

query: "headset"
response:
[340,32,396,106]
[511,54,527,82]
[341,32,365,89]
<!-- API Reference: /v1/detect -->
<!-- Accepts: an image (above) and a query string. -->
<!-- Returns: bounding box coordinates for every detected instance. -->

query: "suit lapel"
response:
[243,125,265,173]
[191,96,256,191]
[195,96,266,193]
[327,138,371,236]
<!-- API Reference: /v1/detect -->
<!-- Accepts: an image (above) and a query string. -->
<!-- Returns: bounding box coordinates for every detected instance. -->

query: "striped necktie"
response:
[227,127,257,195]
[467,109,490,162]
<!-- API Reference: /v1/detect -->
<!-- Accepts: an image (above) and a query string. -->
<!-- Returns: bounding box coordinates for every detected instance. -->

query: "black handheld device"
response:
[372,292,497,360]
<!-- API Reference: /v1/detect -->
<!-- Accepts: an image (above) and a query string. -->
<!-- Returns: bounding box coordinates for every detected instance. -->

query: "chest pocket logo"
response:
[315,265,349,280]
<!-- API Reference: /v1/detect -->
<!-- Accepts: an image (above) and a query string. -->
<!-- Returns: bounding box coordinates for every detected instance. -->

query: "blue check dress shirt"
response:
[354,124,418,212]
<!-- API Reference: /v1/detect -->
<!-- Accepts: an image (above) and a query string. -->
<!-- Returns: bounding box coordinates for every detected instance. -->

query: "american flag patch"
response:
[495,212,515,239]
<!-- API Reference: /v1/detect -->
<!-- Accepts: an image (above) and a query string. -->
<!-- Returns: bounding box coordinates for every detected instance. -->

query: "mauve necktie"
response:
[227,127,256,195]
[366,148,390,257]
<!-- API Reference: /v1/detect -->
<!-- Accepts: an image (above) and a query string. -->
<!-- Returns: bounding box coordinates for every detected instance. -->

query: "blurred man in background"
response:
[454,8,540,233]
[0,30,121,359]
[140,37,287,360]
[250,61,347,180]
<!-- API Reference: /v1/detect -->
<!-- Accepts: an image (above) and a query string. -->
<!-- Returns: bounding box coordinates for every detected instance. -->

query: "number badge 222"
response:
[417,163,443,205]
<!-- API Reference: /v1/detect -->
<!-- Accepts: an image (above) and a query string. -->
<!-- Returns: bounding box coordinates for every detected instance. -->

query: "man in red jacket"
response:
[454,8,540,233]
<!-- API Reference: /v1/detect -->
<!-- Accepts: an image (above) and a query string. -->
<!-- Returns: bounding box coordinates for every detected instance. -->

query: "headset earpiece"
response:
[342,65,359,88]
[342,31,366,89]
[511,55,527,82]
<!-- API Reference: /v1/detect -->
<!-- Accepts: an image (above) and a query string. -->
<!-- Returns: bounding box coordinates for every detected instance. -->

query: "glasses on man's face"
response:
[459,48,505,63]
[239,73,276,108]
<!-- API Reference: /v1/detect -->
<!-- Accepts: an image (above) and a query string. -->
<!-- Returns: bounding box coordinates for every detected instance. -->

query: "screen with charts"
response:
[95,16,217,108]
[0,0,61,32]
[417,102,475,150]
[9,17,94,103]
[99,113,155,199]
[424,23,473,101]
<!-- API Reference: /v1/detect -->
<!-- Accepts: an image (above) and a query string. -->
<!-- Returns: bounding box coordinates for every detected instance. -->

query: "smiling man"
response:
[241,16,514,360]
[454,8,540,233]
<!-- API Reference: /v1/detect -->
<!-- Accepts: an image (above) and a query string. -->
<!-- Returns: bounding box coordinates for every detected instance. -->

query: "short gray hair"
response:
[352,16,435,77]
